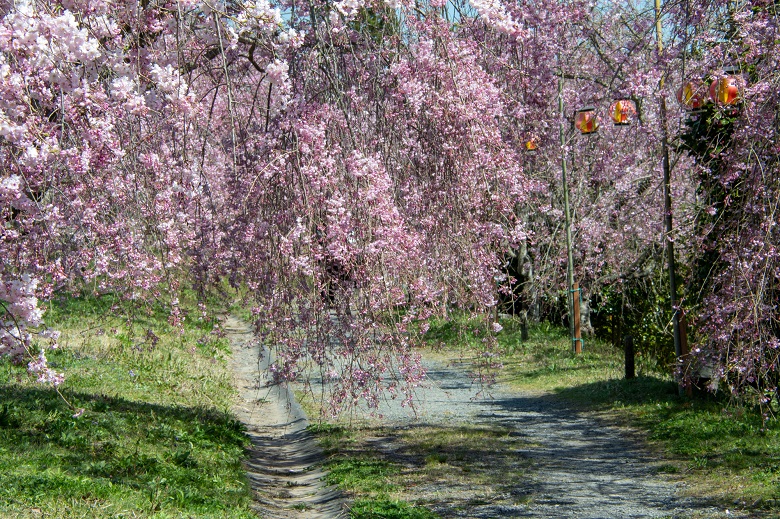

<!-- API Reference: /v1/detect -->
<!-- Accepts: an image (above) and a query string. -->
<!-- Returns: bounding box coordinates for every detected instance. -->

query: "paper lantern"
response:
[574,106,599,134]
[525,133,539,152]
[676,80,707,111]
[609,99,637,126]
[709,74,741,106]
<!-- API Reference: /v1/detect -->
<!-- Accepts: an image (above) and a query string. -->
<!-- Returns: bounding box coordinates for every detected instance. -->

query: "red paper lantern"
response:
[574,106,599,134]
[676,80,707,111]
[709,75,741,106]
[609,99,637,126]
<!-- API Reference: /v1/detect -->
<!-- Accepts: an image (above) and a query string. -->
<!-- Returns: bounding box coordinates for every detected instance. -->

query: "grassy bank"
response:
[0,293,256,518]
[428,314,780,514]
[301,412,441,519]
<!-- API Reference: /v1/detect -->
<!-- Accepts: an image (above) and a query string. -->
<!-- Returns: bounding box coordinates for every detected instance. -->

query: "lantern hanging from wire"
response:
[609,99,637,125]
[709,67,742,106]
[524,133,539,152]
[574,106,599,134]
[676,80,707,111]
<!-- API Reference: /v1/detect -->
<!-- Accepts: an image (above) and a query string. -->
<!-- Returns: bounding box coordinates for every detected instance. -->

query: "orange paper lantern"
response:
[676,80,707,111]
[574,107,599,134]
[709,75,741,105]
[609,99,637,125]
[525,133,539,152]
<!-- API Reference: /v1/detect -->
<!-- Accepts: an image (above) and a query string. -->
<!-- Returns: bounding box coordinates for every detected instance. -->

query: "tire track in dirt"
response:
[226,316,346,519]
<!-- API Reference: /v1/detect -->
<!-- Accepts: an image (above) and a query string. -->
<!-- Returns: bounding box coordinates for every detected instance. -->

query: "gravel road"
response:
[228,315,735,519]
[352,360,732,519]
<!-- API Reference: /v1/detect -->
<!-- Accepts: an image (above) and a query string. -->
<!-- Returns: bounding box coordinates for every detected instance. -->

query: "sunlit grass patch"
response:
[326,458,400,493]
[0,293,256,518]
[348,498,439,519]
[422,312,661,393]
[391,425,533,495]
[308,423,441,518]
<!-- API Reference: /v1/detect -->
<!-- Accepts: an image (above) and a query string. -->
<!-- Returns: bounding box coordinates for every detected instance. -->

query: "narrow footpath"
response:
[226,316,346,518]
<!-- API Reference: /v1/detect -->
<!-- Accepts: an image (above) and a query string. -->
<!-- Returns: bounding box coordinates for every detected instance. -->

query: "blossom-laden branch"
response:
[1,0,779,412]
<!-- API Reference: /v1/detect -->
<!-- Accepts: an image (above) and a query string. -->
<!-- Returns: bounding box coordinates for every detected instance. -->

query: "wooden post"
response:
[624,334,635,379]
[573,282,582,354]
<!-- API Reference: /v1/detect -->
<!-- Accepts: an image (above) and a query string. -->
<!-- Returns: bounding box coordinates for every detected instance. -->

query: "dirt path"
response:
[225,316,346,519]
[227,315,732,519]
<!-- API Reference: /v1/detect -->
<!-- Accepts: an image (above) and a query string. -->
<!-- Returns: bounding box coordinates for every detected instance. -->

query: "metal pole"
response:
[558,71,576,349]
[655,0,685,384]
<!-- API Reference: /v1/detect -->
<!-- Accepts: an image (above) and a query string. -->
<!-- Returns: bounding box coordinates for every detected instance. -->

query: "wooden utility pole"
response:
[558,71,577,351]
[624,335,636,379]
[655,0,687,387]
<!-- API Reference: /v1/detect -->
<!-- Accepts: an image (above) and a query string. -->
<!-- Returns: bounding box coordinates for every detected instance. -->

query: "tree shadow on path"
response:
[346,368,732,519]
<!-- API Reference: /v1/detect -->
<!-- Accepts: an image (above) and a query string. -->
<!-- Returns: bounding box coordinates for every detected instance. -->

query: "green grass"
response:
[424,314,653,391]
[348,498,439,519]
[0,293,256,518]
[423,313,780,513]
[554,374,780,507]
[326,459,400,493]
[307,424,442,519]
